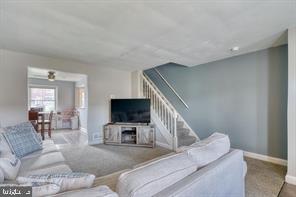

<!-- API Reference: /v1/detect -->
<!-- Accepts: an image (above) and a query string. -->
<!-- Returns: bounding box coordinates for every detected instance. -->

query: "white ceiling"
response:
[1,1,296,71]
[28,67,86,82]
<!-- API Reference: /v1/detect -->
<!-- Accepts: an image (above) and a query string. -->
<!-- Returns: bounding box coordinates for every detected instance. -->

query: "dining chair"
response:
[28,110,39,131]
[38,111,53,138]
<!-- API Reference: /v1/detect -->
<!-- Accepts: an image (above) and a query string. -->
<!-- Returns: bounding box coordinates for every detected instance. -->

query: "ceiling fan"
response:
[48,71,56,82]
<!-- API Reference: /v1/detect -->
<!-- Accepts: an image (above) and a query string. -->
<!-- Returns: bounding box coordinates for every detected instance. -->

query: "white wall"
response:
[286,28,296,185]
[131,70,142,98]
[0,49,131,144]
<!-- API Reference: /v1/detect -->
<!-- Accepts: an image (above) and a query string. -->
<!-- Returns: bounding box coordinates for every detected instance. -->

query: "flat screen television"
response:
[111,99,150,124]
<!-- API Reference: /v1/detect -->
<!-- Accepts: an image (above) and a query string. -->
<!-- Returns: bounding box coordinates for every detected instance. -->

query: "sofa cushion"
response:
[19,164,72,177]
[178,132,230,168]
[19,152,66,173]
[21,143,58,160]
[3,122,42,158]
[0,154,21,180]
[53,185,118,197]
[132,152,175,169]
[116,153,197,197]
[24,182,61,197]
[17,172,95,192]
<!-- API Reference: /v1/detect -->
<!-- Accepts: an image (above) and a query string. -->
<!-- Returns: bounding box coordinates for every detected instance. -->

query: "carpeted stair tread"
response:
[177,121,184,129]
[177,128,190,137]
[178,135,197,147]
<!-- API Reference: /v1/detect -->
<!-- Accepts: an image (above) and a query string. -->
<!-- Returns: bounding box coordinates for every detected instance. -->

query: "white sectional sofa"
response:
[73,149,246,197]
[56,133,247,197]
[1,122,246,197]
[6,143,246,197]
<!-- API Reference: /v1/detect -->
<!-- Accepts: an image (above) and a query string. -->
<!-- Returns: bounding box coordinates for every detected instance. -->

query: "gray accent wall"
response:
[28,78,75,112]
[145,45,288,159]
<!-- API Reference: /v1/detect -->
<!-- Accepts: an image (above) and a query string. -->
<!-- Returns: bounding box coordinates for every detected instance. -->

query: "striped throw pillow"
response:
[3,122,42,158]
[17,172,95,192]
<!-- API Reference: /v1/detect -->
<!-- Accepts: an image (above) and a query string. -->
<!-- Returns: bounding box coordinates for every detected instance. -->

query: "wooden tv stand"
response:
[103,123,155,148]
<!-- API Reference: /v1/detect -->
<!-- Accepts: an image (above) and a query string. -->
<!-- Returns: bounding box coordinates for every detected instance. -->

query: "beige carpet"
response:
[279,183,296,197]
[245,157,286,197]
[51,129,88,145]
[58,144,171,177]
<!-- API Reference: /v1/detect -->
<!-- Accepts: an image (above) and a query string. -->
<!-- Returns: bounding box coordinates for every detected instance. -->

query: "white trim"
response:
[156,141,172,150]
[285,175,296,185]
[244,151,287,166]
[88,139,103,145]
[287,28,296,186]
[29,84,57,89]
[75,87,86,108]
[151,110,173,148]
[80,127,87,134]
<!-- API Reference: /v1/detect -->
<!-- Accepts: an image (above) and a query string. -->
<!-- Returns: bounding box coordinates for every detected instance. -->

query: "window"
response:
[29,86,57,112]
[75,87,85,108]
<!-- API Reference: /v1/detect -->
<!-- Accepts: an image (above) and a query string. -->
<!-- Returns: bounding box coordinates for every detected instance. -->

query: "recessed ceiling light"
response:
[230,46,240,52]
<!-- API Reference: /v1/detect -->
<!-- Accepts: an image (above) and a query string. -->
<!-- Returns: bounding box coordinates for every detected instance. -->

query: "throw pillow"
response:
[178,132,230,168]
[3,122,42,158]
[3,122,42,144]
[17,172,95,192]
[0,154,21,180]
[116,153,197,197]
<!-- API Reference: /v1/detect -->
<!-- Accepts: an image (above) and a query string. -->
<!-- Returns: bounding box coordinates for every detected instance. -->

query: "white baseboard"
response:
[156,141,173,150]
[285,175,296,185]
[88,139,103,145]
[244,151,287,166]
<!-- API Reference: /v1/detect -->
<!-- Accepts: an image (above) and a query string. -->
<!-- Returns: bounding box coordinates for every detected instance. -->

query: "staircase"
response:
[140,72,199,150]
[177,120,198,147]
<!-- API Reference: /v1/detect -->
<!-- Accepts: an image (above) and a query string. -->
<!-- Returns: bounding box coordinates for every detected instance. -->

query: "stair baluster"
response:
[140,72,198,150]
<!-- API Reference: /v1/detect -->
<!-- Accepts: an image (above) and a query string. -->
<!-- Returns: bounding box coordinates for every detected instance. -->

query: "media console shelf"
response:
[104,123,155,148]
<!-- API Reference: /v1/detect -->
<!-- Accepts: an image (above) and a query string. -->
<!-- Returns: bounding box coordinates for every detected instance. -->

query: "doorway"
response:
[27,67,88,144]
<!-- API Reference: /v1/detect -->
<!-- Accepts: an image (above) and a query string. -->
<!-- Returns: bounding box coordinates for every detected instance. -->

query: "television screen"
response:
[111,99,150,123]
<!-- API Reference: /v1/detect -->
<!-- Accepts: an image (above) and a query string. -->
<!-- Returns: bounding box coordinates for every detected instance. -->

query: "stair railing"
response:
[153,68,189,109]
[140,72,178,150]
